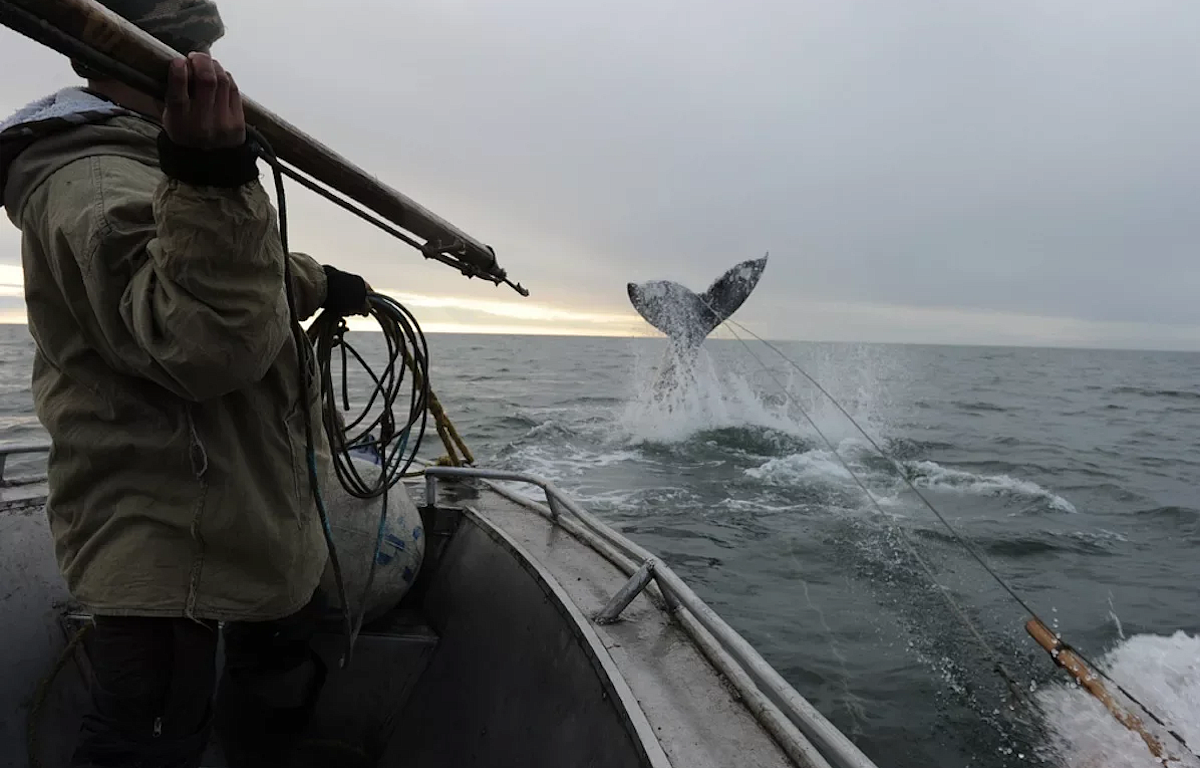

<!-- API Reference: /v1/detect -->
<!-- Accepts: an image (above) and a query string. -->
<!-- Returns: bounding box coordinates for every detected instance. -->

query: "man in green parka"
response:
[0,1,371,765]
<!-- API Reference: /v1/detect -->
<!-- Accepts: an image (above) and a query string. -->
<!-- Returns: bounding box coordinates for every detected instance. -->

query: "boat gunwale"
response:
[425,466,879,768]
[467,481,836,768]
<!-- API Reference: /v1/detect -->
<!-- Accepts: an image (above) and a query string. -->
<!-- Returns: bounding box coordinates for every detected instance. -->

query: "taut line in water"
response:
[704,304,1195,764]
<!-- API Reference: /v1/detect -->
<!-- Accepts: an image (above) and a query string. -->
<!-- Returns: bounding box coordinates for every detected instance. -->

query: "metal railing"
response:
[424,466,879,768]
[0,441,50,486]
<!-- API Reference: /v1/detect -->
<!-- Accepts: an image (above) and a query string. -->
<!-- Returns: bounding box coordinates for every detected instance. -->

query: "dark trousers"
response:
[71,594,327,768]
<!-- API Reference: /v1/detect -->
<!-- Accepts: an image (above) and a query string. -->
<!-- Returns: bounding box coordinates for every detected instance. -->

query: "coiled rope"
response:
[307,300,431,495]
[306,297,430,652]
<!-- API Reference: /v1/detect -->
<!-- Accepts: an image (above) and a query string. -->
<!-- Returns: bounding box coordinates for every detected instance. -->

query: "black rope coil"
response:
[306,295,430,655]
[307,296,430,498]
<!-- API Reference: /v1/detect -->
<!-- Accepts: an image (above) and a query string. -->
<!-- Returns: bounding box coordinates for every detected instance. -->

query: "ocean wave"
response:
[497,441,642,479]
[904,460,1078,513]
[636,425,813,459]
[580,486,702,511]
[569,394,626,405]
[1037,631,1200,768]
[1054,482,1148,506]
[522,418,571,438]
[936,458,1045,476]
[498,413,542,430]
[912,528,1121,557]
[882,436,957,458]
[1111,386,1200,401]
[742,450,1079,516]
[745,449,856,485]
[1134,505,1199,525]
[952,400,1011,413]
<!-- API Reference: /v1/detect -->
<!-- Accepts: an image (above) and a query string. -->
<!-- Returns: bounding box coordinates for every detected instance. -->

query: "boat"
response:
[0,440,880,768]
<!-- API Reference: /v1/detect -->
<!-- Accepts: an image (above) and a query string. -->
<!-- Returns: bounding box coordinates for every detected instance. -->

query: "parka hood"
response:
[0,87,137,221]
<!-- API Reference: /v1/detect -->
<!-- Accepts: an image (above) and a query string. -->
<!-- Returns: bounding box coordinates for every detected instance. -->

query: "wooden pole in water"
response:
[1025,618,1170,765]
[0,0,524,294]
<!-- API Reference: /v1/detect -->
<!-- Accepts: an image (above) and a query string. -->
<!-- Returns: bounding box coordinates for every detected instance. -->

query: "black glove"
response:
[322,265,370,316]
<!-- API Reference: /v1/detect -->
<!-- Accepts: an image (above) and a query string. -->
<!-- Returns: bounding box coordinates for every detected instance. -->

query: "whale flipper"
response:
[627,255,767,348]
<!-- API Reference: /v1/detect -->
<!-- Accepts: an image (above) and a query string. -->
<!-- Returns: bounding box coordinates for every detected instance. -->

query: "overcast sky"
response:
[3,0,1199,348]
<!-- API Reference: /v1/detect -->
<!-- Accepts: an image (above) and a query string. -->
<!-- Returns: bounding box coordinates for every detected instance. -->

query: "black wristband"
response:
[157,130,259,188]
[322,265,368,315]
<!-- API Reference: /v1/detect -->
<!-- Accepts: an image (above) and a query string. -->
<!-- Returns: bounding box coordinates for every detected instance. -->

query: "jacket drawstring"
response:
[184,406,209,621]
[186,407,208,479]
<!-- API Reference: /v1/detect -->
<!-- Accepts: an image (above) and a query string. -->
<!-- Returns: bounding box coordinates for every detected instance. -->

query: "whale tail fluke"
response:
[626,255,768,348]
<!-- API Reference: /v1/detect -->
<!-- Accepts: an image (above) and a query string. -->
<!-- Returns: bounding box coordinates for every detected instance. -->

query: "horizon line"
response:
[0,317,1194,355]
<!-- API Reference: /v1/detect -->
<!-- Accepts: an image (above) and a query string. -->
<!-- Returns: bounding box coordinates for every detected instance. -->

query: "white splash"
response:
[616,340,896,447]
[503,441,642,479]
[742,448,1076,515]
[905,460,1078,513]
[1037,631,1200,768]
[617,344,798,442]
[745,445,857,485]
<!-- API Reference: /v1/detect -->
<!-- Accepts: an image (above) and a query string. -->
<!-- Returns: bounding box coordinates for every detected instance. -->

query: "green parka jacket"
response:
[1,88,331,621]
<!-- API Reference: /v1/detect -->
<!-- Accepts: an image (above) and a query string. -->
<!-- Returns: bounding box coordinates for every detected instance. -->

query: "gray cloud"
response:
[2,0,1199,347]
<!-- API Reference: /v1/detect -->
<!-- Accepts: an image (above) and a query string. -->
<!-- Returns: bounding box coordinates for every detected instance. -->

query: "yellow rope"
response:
[399,347,473,467]
[430,389,474,465]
